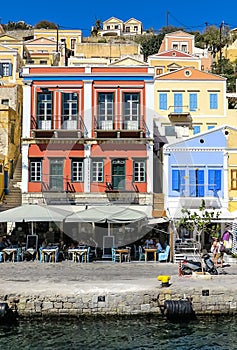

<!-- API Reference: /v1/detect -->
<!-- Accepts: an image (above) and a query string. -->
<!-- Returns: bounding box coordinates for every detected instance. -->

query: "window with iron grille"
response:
[92,161,103,182]
[134,160,146,182]
[30,160,42,182]
[72,159,84,182]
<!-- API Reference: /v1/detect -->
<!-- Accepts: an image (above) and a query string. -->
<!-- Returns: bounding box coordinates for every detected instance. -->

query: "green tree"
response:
[91,19,102,37]
[176,200,221,249]
[3,21,32,30]
[135,26,185,61]
[34,20,58,29]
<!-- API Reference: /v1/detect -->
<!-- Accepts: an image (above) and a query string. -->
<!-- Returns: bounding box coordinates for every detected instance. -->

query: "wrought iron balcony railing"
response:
[31,115,88,137]
[94,114,149,134]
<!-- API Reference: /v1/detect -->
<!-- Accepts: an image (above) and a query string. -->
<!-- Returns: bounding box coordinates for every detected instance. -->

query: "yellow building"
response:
[33,28,82,57]
[0,37,24,84]
[23,37,61,66]
[0,85,22,196]
[154,67,231,140]
[148,30,212,75]
[100,17,143,37]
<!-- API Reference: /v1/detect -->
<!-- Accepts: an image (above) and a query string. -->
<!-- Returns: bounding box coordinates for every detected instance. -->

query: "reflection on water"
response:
[0,315,236,350]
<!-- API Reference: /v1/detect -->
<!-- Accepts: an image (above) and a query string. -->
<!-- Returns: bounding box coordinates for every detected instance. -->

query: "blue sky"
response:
[1,0,237,36]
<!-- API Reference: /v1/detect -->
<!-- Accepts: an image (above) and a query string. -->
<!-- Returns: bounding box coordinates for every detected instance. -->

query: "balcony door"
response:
[98,93,114,130]
[62,92,78,129]
[112,159,125,190]
[49,159,64,191]
[37,92,52,129]
[123,93,140,130]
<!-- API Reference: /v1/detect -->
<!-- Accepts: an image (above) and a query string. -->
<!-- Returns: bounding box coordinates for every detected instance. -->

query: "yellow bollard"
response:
[157,275,171,287]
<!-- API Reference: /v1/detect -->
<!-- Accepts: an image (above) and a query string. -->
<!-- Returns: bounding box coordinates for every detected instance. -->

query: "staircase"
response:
[0,155,22,212]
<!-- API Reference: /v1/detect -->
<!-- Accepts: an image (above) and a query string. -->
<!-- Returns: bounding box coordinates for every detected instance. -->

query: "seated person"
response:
[156,240,163,253]
[145,238,154,248]
[57,240,67,261]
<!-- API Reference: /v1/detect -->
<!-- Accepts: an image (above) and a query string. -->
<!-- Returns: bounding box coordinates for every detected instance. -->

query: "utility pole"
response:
[166,11,169,28]
[56,24,59,53]
[219,21,224,71]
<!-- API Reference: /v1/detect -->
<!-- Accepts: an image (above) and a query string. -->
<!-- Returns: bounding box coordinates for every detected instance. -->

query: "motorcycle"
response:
[181,252,218,275]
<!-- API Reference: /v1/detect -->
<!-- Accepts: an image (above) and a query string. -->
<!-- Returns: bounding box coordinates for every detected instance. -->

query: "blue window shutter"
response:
[215,170,221,191]
[208,125,215,130]
[208,169,221,195]
[180,169,185,193]
[193,126,200,135]
[9,63,13,76]
[172,170,180,191]
[189,170,196,197]
[208,169,215,191]
[190,93,197,111]
[198,170,204,197]
[210,93,218,109]
[174,93,183,113]
[159,93,167,110]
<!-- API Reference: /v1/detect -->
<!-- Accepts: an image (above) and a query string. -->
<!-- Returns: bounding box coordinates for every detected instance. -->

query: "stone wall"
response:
[2,285,237,319]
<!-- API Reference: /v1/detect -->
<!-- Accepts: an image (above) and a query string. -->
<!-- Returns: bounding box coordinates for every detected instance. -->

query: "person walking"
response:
[215,238,225,268]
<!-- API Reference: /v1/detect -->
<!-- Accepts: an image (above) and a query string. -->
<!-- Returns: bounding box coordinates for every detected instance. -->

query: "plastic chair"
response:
[138,246,145,261]
[14,247,23,262]
[124,247,131,262]
[112,248,120,262]
[82,247,90,263]
[158,245,170,262]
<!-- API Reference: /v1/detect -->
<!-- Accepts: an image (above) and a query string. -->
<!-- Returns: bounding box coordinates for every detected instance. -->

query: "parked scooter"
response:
[181,252,218,275]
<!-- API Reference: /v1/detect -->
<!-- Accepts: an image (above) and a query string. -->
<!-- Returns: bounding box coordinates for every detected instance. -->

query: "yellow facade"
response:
[73,42,141,60]
[0,43,23,84]
[33,28,82,56]
[149,57,200,74]
[101,17,143,36]
[227,129,237,211]
[0,96,22,196]
[103,17,124,31]
[155,71,227,134]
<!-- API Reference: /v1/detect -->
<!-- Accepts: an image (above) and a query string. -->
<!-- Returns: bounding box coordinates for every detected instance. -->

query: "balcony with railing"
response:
[171,184,223,209]
[31,114,88,139]
[105,174,140,204]
[94,114,150,139]
[168,105,192,124]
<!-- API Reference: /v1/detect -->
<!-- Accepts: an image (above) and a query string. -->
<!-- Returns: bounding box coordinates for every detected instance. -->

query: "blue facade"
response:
[167,128,228,199]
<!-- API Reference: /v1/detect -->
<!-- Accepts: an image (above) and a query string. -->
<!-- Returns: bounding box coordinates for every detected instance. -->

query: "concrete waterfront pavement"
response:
[0,260,236,296]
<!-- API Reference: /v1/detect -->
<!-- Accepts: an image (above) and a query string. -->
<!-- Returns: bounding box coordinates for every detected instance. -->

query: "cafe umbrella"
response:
[65,205,148,246]
[0,204,72,234]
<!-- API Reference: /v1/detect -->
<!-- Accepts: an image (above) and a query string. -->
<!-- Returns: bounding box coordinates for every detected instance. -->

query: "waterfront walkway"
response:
[0,260,237,296]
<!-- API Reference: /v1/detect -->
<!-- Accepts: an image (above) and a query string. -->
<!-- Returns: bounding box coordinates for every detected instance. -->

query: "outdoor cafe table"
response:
[42,247,58,263]
[2,247,17,262]
[116,248,130,263]
[68,248,88,263]
[144,248,157,262]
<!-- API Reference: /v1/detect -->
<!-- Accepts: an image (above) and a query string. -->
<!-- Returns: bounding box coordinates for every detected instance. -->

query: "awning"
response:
[65,205,147,223]
[146,217,169,225]
[0,204,71,222]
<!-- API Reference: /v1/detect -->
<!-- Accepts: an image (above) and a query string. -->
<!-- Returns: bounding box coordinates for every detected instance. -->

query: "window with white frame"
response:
[30,159,42,182]
[71,159,84,182]
[92,160,104,182]
[134,160,146,182]
[0,62,12,77]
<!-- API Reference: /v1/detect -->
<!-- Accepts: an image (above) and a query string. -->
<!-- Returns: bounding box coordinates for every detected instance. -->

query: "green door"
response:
[50,159,64,191]
[112,160,125,190]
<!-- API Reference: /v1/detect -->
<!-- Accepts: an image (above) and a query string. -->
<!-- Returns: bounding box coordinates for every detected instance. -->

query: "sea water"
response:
[0,315,236,350]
